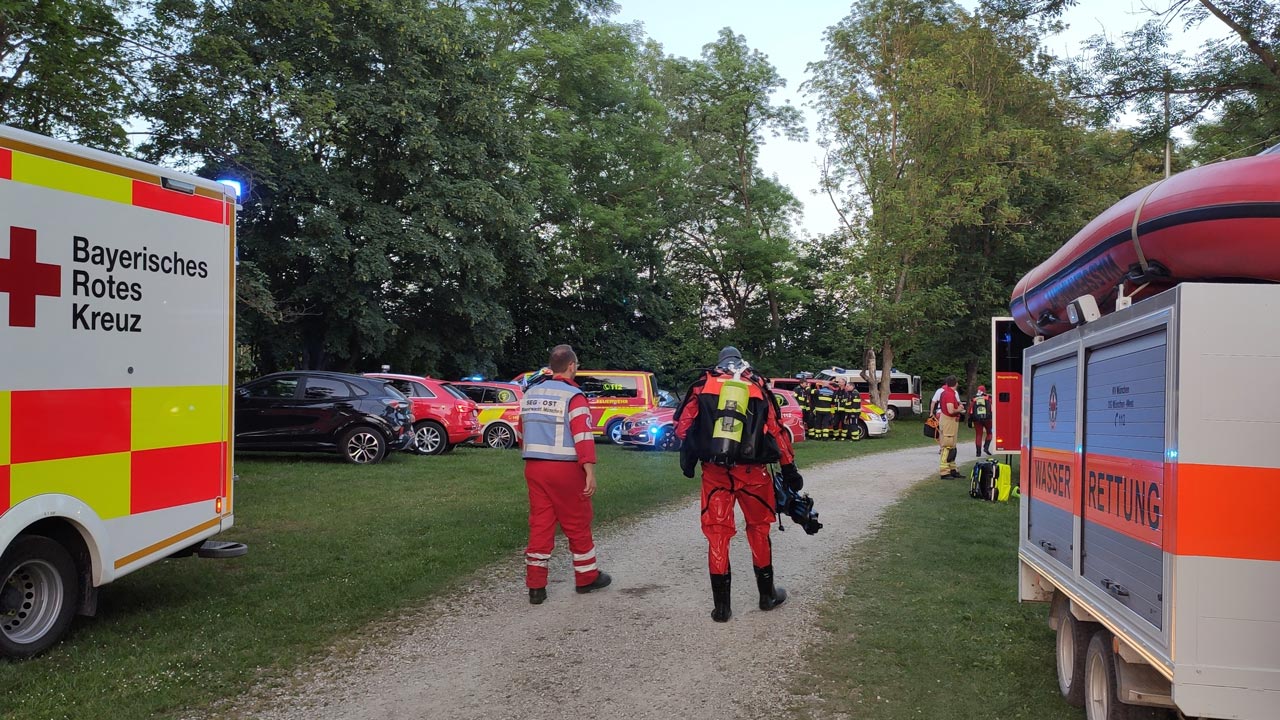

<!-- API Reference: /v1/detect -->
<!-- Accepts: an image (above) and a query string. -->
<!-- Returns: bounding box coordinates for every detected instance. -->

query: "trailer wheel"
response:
[0,535,80,659]
[342,426,387,464]
[1085,631,1169,720]
[1056,607,1093,707]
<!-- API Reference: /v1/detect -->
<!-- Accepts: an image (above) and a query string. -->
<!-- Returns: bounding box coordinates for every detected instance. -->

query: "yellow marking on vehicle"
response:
[12,149,133,205]
[10,452,131,520]
[132,385,228,451]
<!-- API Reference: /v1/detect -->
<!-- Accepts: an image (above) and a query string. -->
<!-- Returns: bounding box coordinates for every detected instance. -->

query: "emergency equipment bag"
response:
[923,416,939,439]
[969,460,1013,501]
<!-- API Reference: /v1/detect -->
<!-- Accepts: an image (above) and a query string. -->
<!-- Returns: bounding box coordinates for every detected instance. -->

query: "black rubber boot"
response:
[710,573,732,622]
[529,588,547,605]
[984,440,993,455]
[754,565,787,611]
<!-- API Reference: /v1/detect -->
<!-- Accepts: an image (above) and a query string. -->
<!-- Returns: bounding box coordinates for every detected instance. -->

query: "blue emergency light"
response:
[217,179,242,198]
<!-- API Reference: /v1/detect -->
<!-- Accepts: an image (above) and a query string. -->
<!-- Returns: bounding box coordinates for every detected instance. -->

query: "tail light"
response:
[382,398,410,412]
[456,403,471,414]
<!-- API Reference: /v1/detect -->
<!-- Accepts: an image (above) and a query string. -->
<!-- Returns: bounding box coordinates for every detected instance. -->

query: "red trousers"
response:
[700,463,776,575]
[524,459,600,589]
[973,420,992,450]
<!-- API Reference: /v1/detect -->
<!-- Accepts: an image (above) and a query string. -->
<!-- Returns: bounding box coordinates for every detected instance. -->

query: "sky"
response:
[612,0,1225,238]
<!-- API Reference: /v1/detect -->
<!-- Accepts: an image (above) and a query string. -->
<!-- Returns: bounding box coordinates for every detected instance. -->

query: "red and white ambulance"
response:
[0,125,245,658]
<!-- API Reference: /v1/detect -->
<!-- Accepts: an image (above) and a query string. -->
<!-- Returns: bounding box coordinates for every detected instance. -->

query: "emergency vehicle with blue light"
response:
[0,125,245,659]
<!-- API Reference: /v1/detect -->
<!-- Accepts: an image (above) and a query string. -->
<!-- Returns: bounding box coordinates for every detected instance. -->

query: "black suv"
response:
[235,371,414,464]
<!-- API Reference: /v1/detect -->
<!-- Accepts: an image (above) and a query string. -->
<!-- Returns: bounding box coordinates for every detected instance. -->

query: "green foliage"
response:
[142,0,537,376]
[0,0,146,150]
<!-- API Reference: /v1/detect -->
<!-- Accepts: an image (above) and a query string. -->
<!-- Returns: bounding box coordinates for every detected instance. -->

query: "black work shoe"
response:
[946,470,963,479]
[529,588,546,605]
[575,571,612,594]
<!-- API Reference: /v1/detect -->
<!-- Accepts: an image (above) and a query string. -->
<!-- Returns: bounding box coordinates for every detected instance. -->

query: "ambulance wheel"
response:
[1085,631,1168,720]
[1056,601,1093,707]
[850,421,867,441]
[484,423,516,450]
[342,426,387,464]
[413,421,448,456]
[0,535,80,659]
[883,406,898,421]
[606,420,624,444]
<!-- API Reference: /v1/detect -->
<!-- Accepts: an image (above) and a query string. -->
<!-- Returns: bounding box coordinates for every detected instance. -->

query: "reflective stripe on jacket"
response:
[521,379,589,461]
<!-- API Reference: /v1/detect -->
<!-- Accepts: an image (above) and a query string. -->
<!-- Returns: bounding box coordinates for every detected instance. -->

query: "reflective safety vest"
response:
[520,379,586,461]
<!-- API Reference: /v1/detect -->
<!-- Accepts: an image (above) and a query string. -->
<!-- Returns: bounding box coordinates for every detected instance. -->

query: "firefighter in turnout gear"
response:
[674,346,800,623]
[519,344,612,604]
[813,384,835,439]
[797,379,814,430]
[838,379,863,441]
[831,379,849,440]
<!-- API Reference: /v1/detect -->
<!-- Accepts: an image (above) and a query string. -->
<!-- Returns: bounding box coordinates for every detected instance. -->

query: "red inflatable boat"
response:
[1010,151,1280,337]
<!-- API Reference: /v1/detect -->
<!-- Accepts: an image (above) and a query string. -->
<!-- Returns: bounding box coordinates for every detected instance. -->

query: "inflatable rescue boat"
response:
[1010,149,1280,338]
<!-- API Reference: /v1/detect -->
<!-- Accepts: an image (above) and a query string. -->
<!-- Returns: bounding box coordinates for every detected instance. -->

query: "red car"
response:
[364,373,480,455]
[450,381,523,449]
[618,388,806,451]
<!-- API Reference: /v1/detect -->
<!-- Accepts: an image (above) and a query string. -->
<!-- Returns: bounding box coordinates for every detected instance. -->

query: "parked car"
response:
[619,388,809,451]
[450,381,523,449]
[772,389,809,443]
[364,373,481,455]
[515,369,660,443]
[235,371,414,464]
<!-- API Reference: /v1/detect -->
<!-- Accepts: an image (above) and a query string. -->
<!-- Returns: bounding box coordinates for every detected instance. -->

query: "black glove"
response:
[781,463,803,491]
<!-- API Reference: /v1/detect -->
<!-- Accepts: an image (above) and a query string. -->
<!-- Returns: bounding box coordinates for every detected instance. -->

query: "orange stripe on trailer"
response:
[114,516,221,570]
[0,147,11,179]
[11,388,130,463]
[131,179,226,225]
[131,442,226,514]
[1175,463,1280,562]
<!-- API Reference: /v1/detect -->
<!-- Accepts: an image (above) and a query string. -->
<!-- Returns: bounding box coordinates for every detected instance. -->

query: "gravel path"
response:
[219,444,942,720]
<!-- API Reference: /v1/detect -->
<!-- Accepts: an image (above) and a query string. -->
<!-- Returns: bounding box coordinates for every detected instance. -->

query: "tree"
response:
[989,0,1280,160]
[656,29,808,365]
[0,0,150,150]
[141,0,537,376]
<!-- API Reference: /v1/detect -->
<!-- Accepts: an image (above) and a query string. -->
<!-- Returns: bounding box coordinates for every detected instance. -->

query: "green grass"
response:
[789,461,1081,720]
[1,425,934,720]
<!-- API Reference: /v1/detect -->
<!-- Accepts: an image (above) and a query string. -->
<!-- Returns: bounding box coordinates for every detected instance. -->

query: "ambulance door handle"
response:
[1039,540,1057,552]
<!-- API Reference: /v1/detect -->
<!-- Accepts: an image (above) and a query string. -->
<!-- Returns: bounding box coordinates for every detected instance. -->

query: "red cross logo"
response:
[0,226,62,327]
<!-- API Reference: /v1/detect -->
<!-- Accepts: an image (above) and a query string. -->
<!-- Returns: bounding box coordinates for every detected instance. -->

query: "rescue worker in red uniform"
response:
[519,344,612,604]
[968,385,993,456]
[674,346,803,622]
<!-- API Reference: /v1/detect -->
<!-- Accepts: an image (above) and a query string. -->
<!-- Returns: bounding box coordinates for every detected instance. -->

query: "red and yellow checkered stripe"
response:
[0,145,230,225]
[0,386,228,518]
